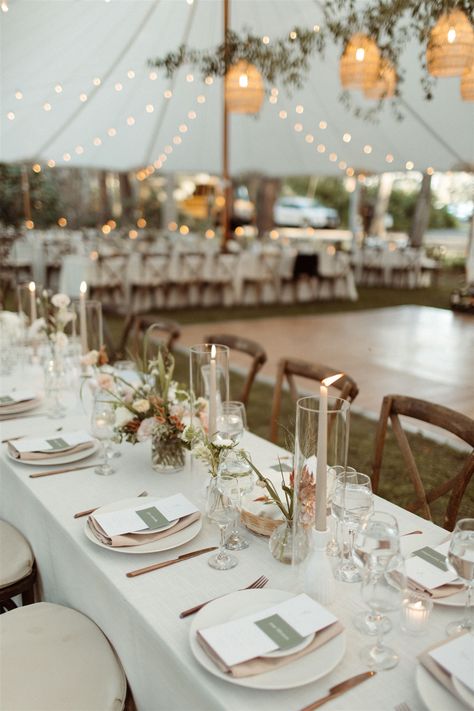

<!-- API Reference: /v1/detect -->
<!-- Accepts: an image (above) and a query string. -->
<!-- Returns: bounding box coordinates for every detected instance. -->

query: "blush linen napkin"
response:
[87,511,201,547]
[8,440,94,461]
[0,397,39,416]
[408,580,465,599]
[418,632,471,705]
[196,620,344,678]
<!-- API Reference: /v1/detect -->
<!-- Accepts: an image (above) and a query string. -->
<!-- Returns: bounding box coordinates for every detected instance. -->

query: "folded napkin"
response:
[88,511,201,547]
[408,579,465,599]
[8,440,94,461]
[0,398,38,416]
[0,392,36,408]
[197,620,344,678]
[418,632,471,705]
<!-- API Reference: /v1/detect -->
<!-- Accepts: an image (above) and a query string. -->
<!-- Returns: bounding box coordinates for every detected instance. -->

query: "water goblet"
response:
[332,471,373,583]
[205,477,237,570]
[90,394,116,476]
[326,465,356,557]
[216,401,246,444]
[217,450,255,551]
[353,511,400,635]
[446,518,474,635]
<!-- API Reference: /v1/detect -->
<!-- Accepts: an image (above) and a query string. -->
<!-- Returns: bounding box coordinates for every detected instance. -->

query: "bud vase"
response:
[151,434,185,473]
[269,520,309,565]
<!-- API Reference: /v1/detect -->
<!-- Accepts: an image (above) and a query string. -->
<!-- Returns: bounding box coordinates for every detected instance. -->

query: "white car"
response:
[274,196,340,229]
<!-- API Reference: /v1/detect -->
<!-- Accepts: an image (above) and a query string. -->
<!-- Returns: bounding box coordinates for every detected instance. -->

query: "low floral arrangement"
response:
[30,291,74,351]
[180,423,237,477]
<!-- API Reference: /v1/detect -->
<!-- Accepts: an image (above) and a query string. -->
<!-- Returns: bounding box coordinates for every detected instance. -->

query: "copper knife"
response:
[299,671,376,711]
[126,547,218,578]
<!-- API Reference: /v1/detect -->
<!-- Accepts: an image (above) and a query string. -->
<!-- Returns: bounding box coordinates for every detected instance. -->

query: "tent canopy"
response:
[1,0,473,176]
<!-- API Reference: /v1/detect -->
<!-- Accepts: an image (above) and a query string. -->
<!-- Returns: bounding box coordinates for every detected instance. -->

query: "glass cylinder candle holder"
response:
[400,591,433,635]
[72,299,103,354]
[17,282,43,325]
[189,344,230,435]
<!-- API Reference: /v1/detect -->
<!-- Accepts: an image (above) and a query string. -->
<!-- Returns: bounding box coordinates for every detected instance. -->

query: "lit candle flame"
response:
[28,281,35,292]
[322,373,343,387]
[80,281,87,294]
[210,344,217,359]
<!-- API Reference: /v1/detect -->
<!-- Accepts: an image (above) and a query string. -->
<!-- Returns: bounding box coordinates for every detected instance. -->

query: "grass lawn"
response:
[104,264,472,528]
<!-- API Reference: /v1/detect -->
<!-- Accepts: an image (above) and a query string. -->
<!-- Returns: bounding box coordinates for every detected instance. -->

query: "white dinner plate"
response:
[433,588,471,608]
[189,588,346,690]
[416,665,467,711]
[7,439,101,467]
[84,497,202,554]
[452,676,474,708]
[0,397,42,417]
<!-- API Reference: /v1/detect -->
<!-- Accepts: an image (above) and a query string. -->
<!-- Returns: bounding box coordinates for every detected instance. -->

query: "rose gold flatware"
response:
[29,462,100,478]
[299,671,376,711]
[179,574,269,618]
[126,547,218,578]
[74,491,148,519]
[401,530,423,536]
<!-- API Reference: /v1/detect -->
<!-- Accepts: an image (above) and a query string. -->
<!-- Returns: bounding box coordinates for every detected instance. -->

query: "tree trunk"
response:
[409,172,431,248]
[256,177,280,235]
[370,173,394,237]
[98,170,110,225]
[118,172,134,224]
[466,213,474,285]
[348,179,361,242]
[162,174,177,229]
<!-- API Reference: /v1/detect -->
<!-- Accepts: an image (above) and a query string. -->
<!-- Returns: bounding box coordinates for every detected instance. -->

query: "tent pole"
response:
[21,165,32,226]
[221,0,231,249]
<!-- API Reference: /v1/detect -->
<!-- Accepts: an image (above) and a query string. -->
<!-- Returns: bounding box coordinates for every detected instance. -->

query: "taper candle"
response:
[208,344,217,436]
[79,281,88,354]
[315,373,343,531]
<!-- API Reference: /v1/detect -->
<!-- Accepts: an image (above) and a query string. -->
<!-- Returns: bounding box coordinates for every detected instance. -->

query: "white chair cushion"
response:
[0,602,127,711]
[0,521,33,588]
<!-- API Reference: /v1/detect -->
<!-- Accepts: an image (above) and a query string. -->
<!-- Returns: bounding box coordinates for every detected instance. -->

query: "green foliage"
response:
[388,188,458,231]
[0,163,61,228]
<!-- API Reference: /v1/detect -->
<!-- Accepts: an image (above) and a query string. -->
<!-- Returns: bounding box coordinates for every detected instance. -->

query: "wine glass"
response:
[359,553,406,670]
[332,471,373,582]
[205,477,237,570]
[216,401,246,444]
[327,465,356,557]
[217,450,255,551]
[90,393,116,476]
[446,518,474,635]
[353,511,400,635]
[111,361,138,458]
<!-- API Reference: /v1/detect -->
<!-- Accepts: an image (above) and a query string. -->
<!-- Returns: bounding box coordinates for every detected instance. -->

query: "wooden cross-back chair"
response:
[204,334,267,407]
[372,394,474,531]
[270,357,359,443]
[119,313,181,358]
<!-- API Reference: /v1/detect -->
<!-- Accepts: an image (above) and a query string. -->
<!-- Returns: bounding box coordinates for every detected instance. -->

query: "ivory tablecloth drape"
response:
[0,370,462,711]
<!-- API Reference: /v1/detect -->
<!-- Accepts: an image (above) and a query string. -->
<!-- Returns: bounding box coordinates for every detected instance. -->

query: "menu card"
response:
[406,541,458,589]
[93,494,198,537]
[12,430,93,454]
[198,593,337,667]
[430,634,474,693]
[0,391,36,406]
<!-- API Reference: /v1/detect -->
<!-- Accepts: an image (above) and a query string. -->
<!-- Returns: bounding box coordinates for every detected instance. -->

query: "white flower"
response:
[211,435,234,448]
[53,331,69,350]
[115,406,134,428]
[136,417,156,442]
[97,372,114,391]
[28,317,46,339]
[81,350,99,367]
[132,398,150,413]
[51,293,71,309]
[169,402,185,419]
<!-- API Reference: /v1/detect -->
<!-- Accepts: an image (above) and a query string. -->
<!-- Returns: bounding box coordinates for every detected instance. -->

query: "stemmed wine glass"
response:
[327,465,356,557]
[332,471,373,582]
[217,450,255,551]
[205,476,237,570]
[90,393,116,476]
[359,552,406,670]
[215,401,247,444]
[446,518,474,635]
[111,360,138,459]
[353,511,400,635]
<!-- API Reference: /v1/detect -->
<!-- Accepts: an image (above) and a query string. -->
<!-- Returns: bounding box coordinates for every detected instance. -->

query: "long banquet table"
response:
[0,368,464,711]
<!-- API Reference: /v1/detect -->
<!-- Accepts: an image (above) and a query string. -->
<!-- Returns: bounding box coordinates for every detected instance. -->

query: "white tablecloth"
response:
[0,366,463,711]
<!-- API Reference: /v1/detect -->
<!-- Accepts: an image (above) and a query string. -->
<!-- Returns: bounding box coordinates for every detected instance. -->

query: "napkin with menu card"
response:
[406,541,465,598]
[0,391,38,415]
[196,593,344,678]
[88,494,201,547]
[418,632,474,705]
[8,431,95,461]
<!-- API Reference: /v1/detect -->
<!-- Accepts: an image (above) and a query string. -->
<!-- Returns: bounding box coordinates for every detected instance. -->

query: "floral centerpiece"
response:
[180,423,237,477]
[30,291,75,353]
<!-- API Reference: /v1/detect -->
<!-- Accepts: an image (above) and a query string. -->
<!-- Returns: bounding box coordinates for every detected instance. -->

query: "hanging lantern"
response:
[461,62,474,100]
[225,60,264,114]
[340,34,380,90]
[364,58,397,99]
[427,10,474,77]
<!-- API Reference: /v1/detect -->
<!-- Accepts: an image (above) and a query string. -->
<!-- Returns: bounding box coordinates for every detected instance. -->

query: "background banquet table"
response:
[0,367,462,711]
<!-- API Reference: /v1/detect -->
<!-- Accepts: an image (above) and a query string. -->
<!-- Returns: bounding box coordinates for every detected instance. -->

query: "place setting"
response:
[0,389,43,420]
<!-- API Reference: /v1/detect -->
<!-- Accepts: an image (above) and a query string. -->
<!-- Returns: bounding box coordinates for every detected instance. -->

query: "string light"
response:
[168,222,178,231]
[15,91,23,100]
[127,116,135,126]
[32,163,41,173]
[25,220,35,230]
[346,167,355,176]
[188,110,196,119]
[339,160,347,169]
[127,70,135,79]
[205,76,214,85]
[1,1,9,13]
[93,77,101,86]
[343,132,351,142]
[205,229,215,238]
[179,123,188,133]
[107,127,117,137]
[63,153,71,161]
[179,225,189,235]
[385,153,394,163]
[427,166,434,175]
[406,160,414,169]
[197,95,206,103]
[58,217,67,227]
[7,112,15,120]
[329,152,338,161]
[164,145,173,154]
[294,123,303,132]
[146,104,154,113]
[317,143,326,153]
[295,104,304,113]
[262,35,270,44]
[363,144,372,154]
[47,159,56,168]
[43,102,52,111]
[75,145,84,154]
[164,90,173,99]
[93,137,102,146]
[305,134,314,143]
[319,120,327,129]
[269,95,278,104]
[55,84,63,94]
[289,30,297,40]
[115,82,123,91]
[186,73,194,82]
[173,135,182,144]
[149,71,158,81]
[102,224,111,234]
[79,93,88,102]
[129,229,138,239]
[279,110,287,119]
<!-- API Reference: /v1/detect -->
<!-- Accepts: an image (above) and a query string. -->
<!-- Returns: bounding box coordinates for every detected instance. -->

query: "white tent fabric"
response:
[1,0,473,176]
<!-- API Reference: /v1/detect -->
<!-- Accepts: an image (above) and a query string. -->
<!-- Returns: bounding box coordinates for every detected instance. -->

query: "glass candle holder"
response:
[189,344,229,435]
[400,591,433,635]
[17,282,43,325]
[72,299,103,354]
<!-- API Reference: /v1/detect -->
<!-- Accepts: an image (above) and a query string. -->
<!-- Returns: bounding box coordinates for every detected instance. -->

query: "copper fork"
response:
[179,574,269,618]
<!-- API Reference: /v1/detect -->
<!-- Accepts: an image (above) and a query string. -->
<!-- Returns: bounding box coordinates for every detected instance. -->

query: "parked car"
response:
[273,196,340,229]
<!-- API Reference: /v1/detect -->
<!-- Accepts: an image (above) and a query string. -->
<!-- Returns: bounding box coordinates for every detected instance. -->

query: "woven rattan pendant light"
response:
[225,60,264,114]
[427,10,474,77]
[461,62,474,100]
[364,58,397,99]
[340,34,380,90]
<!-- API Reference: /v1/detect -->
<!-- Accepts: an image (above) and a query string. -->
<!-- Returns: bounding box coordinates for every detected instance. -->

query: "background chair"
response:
[371,394,474,530]
[270,357,359,442]
[119,314,181,358]
[204,334,267,407]
[0,521,36,614]
[0,602,129,710]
